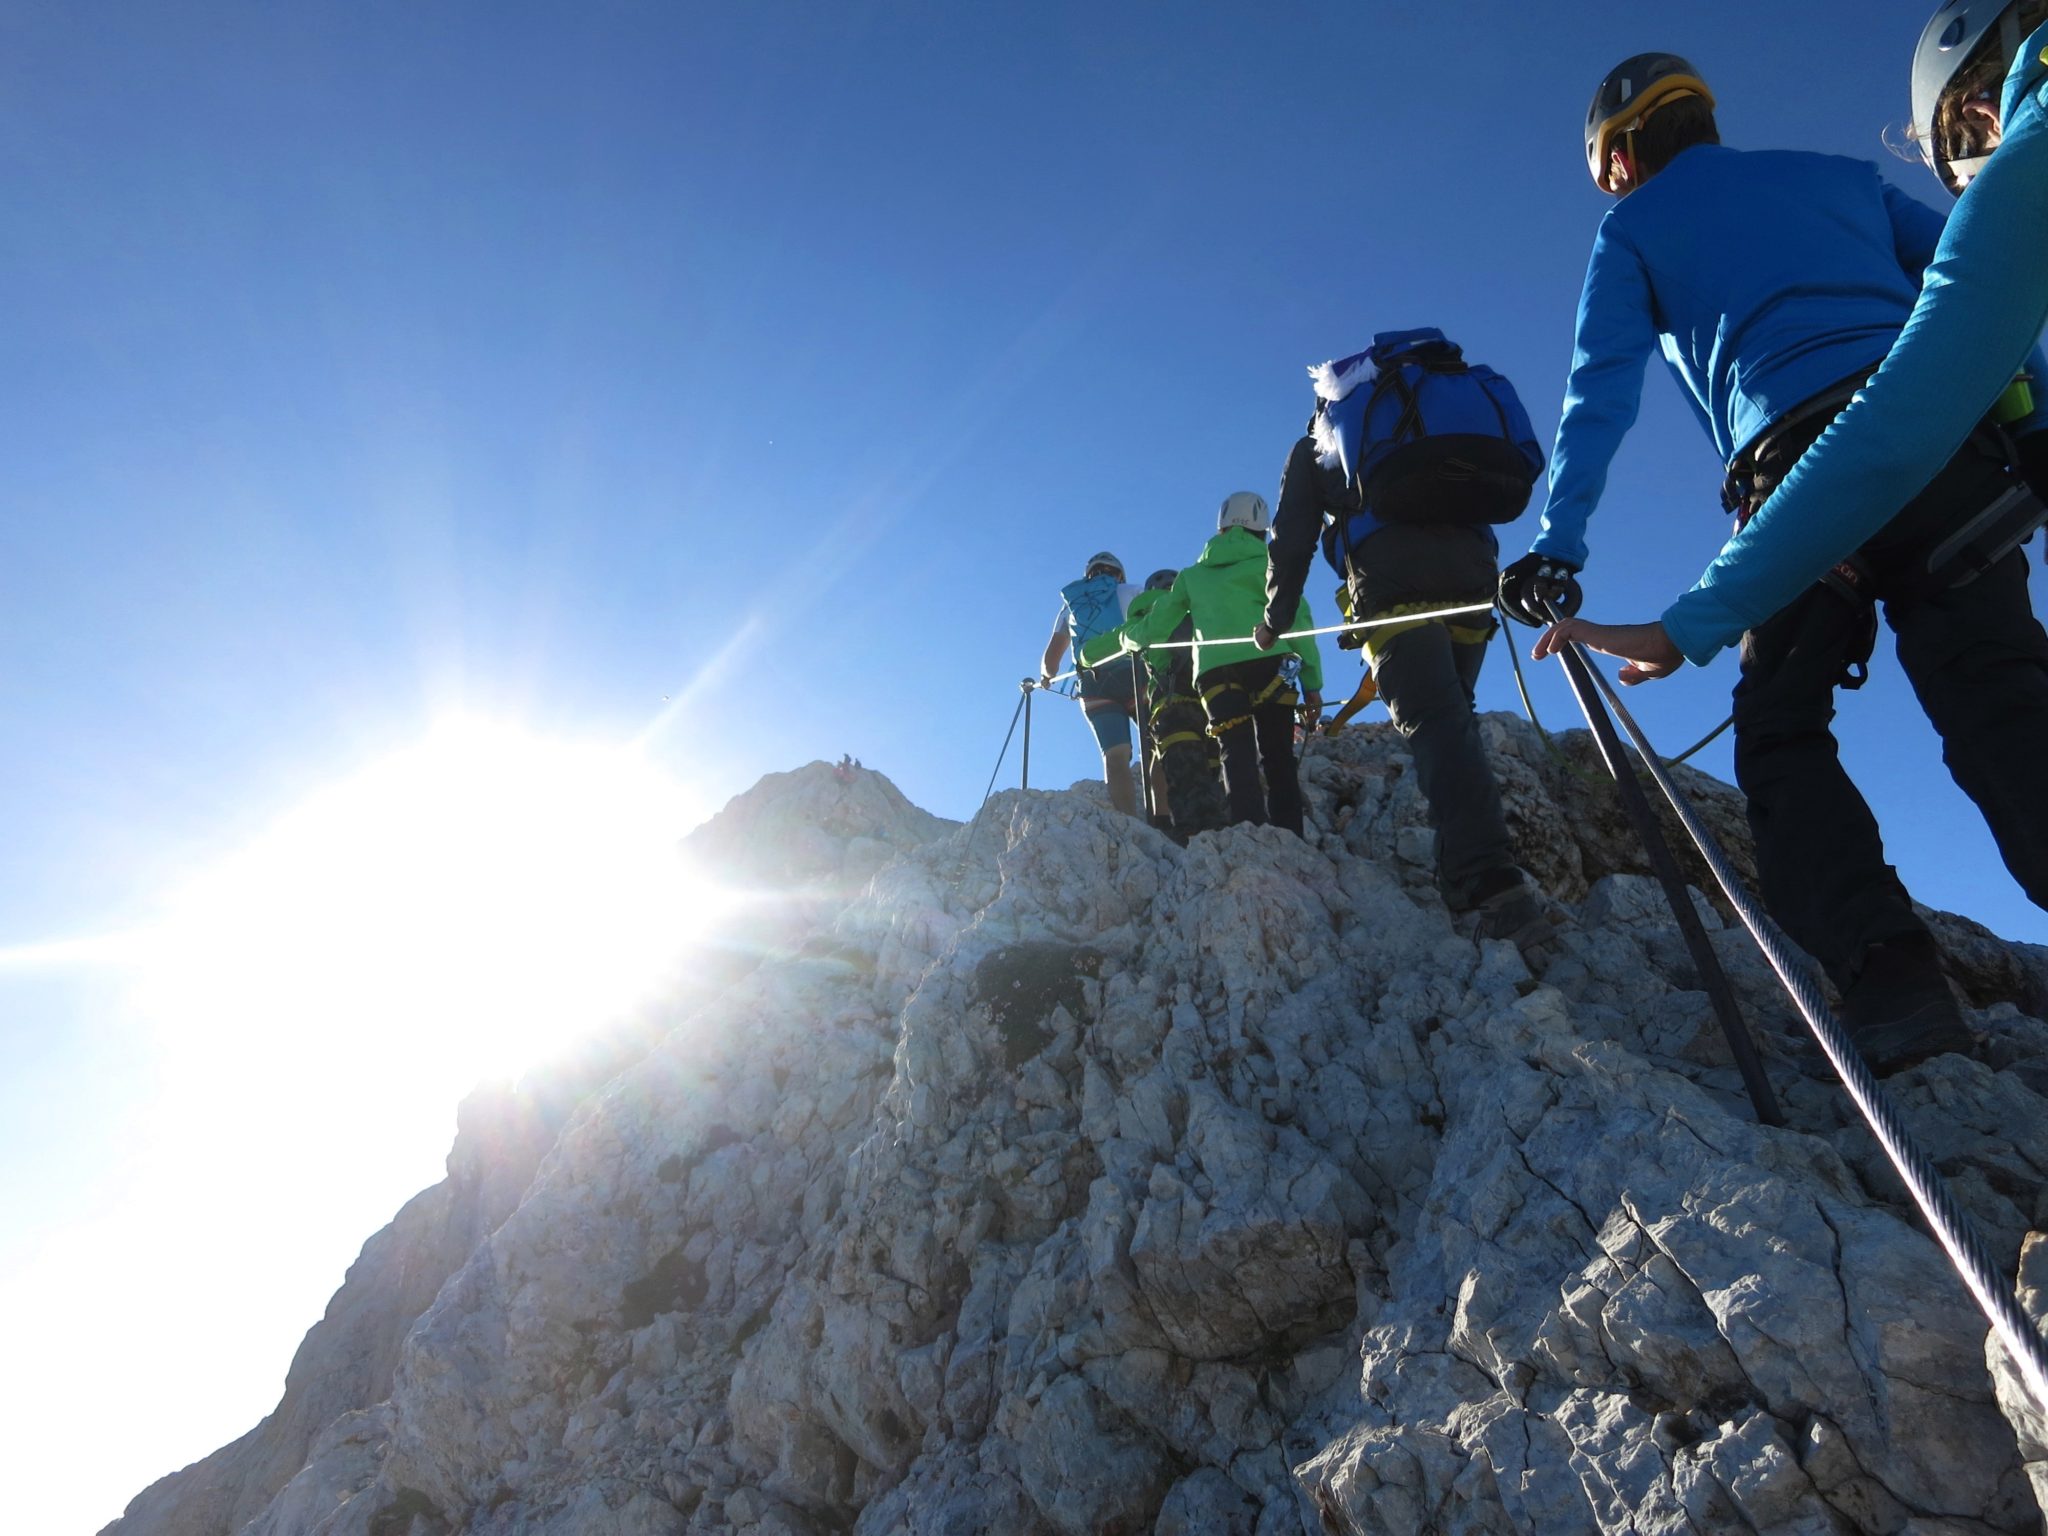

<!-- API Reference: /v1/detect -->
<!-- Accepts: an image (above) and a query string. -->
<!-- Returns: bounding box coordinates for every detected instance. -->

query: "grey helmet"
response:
[1144,568,1178,592]
[1912,1,2030,193]
[1217,491,1271,533]
[1084,550,1126,580]
[1584,52,1716,191]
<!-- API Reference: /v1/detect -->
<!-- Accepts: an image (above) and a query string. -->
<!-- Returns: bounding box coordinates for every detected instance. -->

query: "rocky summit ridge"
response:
[102,719,2048,1536]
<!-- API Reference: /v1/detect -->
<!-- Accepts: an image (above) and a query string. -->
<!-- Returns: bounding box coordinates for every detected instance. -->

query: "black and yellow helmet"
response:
[1585,53,1716,192]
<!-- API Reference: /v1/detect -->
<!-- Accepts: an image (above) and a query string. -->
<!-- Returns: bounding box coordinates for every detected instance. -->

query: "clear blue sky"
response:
[2,3,2042,1529]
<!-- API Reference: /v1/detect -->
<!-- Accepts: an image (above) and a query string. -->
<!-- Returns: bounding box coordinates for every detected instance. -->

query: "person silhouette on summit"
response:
[1042,551,1143,818]
[1506,48,2048,1072]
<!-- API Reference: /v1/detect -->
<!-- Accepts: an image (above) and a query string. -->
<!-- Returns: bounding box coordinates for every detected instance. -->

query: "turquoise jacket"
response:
[1121,527,1324,690]
[1662,25,2048,663]
[1059,573,1134,651]
[1079,587,1181,688]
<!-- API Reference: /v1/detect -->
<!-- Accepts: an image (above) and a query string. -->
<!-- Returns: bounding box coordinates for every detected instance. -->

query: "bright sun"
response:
[132,720,716,1080]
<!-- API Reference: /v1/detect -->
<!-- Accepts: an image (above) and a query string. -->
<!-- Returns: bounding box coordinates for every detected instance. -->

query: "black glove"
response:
[1498,552,1585,627]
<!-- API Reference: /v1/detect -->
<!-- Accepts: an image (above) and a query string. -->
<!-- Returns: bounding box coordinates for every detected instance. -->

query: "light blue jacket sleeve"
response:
[1530,217,1659,570]
[1884,173,2048,434]
[1663,80,2048,665]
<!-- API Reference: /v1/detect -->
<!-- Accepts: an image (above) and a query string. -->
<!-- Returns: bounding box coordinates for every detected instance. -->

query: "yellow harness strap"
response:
[1201,671,1298,737]
[1321,671,1380,736]
[1359,599,1498,664]
[1995,375,2037,425]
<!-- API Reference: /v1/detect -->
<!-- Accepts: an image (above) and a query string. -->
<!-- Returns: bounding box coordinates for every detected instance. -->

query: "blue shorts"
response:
[1078,654,1138,754]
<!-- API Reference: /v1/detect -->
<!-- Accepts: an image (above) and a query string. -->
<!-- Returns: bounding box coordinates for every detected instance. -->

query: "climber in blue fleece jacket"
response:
[1610,12,2048,665]
[1520,152,2009,576]
[1544,9,2048,670]
[1515,42,2048,1072]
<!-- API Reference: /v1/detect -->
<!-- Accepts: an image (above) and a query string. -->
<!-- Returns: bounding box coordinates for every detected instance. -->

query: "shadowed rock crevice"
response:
[619,1248,710,1330]
[971,941,1105,1068]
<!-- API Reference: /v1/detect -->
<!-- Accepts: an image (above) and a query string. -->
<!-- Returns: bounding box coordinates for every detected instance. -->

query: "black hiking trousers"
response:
[1199,656,1304,836]
[1371,615,1517,909]
[1733,446,2048,985]
[1152,691,1229,838]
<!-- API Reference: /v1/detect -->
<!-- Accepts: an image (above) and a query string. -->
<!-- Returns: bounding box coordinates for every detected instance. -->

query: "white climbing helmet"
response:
[1084,551,1125,580]
[1218,491,1271,533]
[1910,1,2033,193]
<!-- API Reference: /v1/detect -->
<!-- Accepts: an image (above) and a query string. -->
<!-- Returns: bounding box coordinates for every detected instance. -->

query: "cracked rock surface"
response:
[101,728,2048,1535]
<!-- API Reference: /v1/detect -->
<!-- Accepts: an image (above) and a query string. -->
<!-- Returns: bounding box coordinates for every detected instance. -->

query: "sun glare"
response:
[132,721,717,1082]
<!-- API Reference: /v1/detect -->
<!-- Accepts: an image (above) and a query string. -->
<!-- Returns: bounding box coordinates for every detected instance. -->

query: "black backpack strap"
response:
[1368,364,1426,453]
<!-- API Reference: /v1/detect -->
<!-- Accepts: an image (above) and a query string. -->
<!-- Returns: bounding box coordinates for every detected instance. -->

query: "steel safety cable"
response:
[1038,600,1499,685]
[1538,615,1783,1126]
[962,687,1030,848]
[1499,613,1731,775]
[1542,606,2048,1414]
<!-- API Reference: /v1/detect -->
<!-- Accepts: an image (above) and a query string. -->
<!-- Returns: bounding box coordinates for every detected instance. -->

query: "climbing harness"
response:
[1539,599,2048,1415]
[1924,480,2048,588]
[1199,667,1297,739]
[1348,599,1498,668]
[1320,671,1380,736]
[1726,371,2046,620]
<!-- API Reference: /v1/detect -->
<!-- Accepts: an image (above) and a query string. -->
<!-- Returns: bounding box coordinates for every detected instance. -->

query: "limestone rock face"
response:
[103,727,2048,1536]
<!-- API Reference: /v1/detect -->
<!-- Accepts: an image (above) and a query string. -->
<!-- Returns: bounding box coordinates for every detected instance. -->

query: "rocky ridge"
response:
[103,723,2048,1535]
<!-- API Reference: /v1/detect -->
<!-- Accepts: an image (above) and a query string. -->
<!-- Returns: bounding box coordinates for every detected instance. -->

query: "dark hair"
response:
[1628,94,1719,183]
[1934,48,2008,169]
[1932,0,2048,170]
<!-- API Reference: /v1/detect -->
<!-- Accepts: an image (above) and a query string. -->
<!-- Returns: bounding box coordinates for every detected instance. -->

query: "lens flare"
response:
[131,720,715,1082]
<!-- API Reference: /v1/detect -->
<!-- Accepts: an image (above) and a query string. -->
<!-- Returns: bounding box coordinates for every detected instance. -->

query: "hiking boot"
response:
[1840,934,1974,1075]
[1458,865,1527,910]
[1149,813,1190,847]
[1460,869,1557,959]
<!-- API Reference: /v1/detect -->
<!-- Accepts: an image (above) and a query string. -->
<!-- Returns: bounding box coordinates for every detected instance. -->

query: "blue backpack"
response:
[1315,329,1544,569]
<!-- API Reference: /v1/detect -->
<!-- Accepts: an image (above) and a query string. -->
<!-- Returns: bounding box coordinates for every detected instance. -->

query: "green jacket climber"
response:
[1116,527,1324,690]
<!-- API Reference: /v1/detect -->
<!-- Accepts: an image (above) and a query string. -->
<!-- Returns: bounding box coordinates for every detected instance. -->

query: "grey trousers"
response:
[1373,619,1515,907]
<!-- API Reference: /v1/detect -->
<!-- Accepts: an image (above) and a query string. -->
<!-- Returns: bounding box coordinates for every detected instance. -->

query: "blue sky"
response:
[3,3,2043,1529]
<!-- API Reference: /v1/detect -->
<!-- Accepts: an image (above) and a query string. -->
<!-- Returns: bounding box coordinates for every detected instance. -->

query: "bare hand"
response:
[1252,623,1278,651]
[1532,618,1684,685]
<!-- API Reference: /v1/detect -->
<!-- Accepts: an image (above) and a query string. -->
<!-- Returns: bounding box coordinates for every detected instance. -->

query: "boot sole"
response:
[1851,1002,1976,1077]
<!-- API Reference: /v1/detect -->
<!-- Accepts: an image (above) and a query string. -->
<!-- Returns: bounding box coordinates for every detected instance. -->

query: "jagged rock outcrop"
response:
[104,731,2048,1536]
